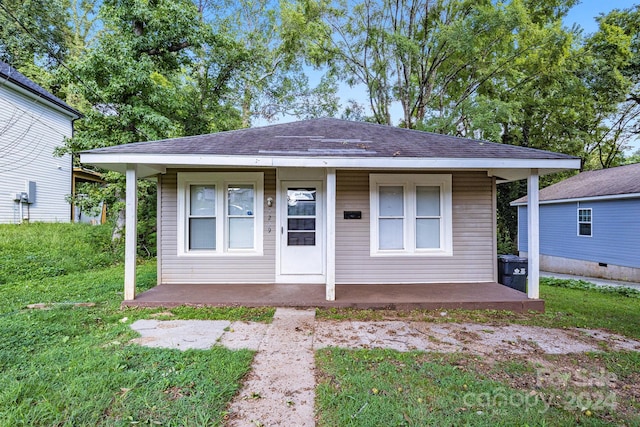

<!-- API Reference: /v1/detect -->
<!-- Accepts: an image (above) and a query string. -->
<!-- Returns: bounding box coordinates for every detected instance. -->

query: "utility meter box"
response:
[24,181,36,204]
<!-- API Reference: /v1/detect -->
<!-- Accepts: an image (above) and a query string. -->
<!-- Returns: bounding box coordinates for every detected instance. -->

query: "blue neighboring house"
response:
[511,162,640,283]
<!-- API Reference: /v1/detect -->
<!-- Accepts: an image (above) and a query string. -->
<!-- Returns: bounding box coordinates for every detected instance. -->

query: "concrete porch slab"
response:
[121,282,543,312]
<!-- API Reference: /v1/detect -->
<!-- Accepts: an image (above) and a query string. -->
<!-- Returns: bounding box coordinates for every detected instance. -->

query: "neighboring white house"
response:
[0,61,82,224]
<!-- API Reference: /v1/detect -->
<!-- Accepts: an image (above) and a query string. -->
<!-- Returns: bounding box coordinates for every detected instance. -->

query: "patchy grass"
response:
[316,278,640,426]
[534,284,640,339]
[0,223,262,425]
[316,348,638,426]
[155,306,274,322]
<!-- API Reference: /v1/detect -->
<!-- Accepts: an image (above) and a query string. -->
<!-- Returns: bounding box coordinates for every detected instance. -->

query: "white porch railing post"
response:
[124,164,138,301]
[527,169,540,299]
[326,168,336,301]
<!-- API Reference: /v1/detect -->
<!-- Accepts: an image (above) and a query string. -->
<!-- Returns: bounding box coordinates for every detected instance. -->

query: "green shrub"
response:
[542,277,640,298]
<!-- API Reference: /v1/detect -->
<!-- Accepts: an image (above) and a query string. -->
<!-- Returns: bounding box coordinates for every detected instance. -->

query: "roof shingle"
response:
[513,162,640,204]
[83,118,577,160]
[0,61,81,117]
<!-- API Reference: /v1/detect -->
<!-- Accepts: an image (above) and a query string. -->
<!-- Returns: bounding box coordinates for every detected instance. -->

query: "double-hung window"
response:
[577,208,592,237]
[178,172,263,255]
[370,174,452,256]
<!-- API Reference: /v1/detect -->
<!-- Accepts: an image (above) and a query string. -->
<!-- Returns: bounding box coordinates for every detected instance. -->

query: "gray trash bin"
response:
[497,255,528,293]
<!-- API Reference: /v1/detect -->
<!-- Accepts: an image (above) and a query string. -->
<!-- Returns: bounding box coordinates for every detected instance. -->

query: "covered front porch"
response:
[121,282,544,312]
[78,119,584,308]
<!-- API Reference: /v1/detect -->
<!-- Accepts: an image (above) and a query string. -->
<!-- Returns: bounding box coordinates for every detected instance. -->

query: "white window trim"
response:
[370,174,453,256]
[577,207,592,237]
[177,172,264,256]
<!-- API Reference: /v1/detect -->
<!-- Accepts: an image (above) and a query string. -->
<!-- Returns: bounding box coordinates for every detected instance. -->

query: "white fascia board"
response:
[511,192,640,206]
[81,153,581,171]
[2,78,80,119]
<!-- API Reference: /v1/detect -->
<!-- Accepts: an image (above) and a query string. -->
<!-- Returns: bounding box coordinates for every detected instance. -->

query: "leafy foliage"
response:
[542,277,640,298]
[4,0,640,254]
[0,0,71,79]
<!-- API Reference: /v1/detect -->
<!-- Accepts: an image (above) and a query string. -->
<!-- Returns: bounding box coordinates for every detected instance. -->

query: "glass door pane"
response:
[287,188,316,246]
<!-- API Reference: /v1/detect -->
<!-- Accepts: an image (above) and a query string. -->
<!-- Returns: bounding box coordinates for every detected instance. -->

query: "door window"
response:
[287,188,316,246]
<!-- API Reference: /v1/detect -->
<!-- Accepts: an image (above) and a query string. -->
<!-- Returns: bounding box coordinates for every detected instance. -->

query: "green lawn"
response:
[315,280,640,426]
[0,223,268,426]
[2,223,639,426]
[316,348,638,426]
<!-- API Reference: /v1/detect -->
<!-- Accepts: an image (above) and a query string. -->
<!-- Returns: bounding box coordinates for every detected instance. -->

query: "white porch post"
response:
[124,164,138,301]
[527,169,540,299]
[326,168,336,301]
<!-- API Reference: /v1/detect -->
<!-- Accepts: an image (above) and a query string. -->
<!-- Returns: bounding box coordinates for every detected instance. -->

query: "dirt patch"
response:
[313,321,640,354]
[129,315,640,426]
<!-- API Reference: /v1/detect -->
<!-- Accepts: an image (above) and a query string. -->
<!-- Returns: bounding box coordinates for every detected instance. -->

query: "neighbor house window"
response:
[578,208,592,237]
[370,174,452,256]
[178,172,263,255]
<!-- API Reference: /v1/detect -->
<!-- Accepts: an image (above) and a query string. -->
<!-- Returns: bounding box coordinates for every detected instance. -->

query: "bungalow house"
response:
[511,162,640,283]
[0,61,82,223]
[80,118,580,308]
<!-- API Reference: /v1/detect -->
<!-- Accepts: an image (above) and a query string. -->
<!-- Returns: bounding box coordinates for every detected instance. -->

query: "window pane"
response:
[379,218,403,249]
[379,186,403,216]
[416,218,440,248]
[578,209,591,222]
[287,189,316,216]
[228,185,254,216]
[190,185,215,216]
[288,218,315,231]
[416,186,440,216]
[579,223,592,236]
[229,217,254,248]
[189,218,216,249]
[288,231,316,246]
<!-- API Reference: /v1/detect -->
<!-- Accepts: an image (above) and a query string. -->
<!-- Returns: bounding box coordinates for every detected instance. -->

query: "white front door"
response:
[278,180,324,282]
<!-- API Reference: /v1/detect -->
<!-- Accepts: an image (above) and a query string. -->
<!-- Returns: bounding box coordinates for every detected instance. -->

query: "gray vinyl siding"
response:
[518,198,640,268]
[160,168,495,284]
[335,171,496,283]
[0,83,73,223]
[159,169,276,284]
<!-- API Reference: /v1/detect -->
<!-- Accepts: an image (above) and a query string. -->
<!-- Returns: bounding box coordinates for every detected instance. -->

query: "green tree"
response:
[581,5,640,168]
[0,0,72,87]
[289,0,578,130]
[208,0,339,126]
[625,148,640,164]
[61,0,221,250]
[0,0,70,68]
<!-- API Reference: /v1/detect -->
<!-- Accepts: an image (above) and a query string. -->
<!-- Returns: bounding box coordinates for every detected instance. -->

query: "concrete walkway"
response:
[128,305,640,426]
[226,308,316,427]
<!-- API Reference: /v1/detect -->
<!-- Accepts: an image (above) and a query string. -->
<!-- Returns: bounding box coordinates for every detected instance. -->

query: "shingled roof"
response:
[84,118,575,160]
[512,162,640,205]
[0,61,81,118]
